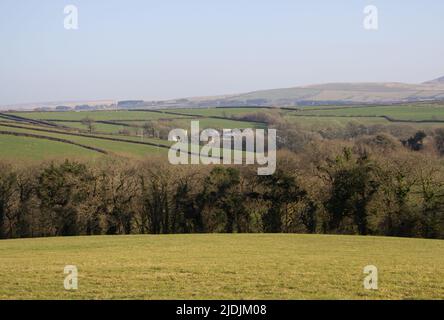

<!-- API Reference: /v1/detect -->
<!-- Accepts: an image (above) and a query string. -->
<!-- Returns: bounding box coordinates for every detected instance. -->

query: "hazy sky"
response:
[1,0,443,105]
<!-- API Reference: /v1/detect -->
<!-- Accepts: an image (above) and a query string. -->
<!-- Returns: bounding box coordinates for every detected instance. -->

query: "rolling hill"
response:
[191,81,444,107]
[129,76,444,108]
[1,234,443,299]
[3,76,444,111]
[424,75,444,85]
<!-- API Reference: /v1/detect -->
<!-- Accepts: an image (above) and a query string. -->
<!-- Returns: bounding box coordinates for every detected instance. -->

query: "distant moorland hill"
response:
[3,76,444,111]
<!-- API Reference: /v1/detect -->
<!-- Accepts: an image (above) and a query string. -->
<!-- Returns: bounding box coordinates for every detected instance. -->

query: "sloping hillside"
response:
[424,76,444,85]
[207,82,444,106]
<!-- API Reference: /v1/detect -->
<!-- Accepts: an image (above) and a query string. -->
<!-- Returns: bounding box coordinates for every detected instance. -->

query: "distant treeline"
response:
[1,135,443,239]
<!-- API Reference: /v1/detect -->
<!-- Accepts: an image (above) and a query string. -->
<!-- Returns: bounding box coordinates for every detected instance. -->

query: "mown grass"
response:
[0,234,443,300]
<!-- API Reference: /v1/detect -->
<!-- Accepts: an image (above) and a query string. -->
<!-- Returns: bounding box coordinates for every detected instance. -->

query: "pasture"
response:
[0,234,443,300]
[293,104,444,121]
[2,103,444,161]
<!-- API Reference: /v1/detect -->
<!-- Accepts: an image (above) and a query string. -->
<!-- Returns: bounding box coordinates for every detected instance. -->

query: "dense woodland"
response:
[1,115,444,240]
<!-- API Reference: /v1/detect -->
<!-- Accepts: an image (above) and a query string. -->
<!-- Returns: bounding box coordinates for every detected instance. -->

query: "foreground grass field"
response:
[0,234,443,300]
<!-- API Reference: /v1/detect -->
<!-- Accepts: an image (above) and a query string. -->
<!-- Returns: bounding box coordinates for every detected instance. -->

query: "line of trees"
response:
[0,140,443,239]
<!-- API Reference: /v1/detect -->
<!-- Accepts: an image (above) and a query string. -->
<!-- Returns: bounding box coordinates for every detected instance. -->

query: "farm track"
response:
[0,130,108,154]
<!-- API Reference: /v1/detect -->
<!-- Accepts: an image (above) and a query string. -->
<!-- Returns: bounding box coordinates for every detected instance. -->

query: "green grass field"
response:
[9,110,191,121]
[3,104,444,161]
[294,104,444,121]
[168,118,265,130]
[0,124,168,159]
[284,115,391,129]
[0,134,102,160]
[0,234,443,300]
[51,121,134,134]
[167,107,268,117]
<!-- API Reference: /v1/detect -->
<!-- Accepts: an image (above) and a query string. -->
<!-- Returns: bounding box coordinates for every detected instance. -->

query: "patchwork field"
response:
[0,234,443,300]
[1,105,444,300]
[167,107,269,117]
[0,134,101,160]
[8,110,192,121]
[2,103,444,161]
[0,124,168,159]
[292,104,444,121]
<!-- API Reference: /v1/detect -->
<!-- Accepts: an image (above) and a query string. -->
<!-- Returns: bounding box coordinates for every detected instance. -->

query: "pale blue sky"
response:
[1,0,443,105]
